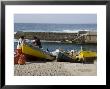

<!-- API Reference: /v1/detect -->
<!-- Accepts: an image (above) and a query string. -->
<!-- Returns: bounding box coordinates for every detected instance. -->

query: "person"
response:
[32,36,42,48]
[17,36,26,49]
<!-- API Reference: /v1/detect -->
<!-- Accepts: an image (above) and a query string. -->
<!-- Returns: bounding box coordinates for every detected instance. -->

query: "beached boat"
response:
[57,46,97,63]
[19,43,55,61]
[57,52,73,62]
[75,50,97,62]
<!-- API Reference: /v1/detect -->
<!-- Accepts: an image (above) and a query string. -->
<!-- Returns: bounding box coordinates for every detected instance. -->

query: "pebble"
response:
[14,62,96,76]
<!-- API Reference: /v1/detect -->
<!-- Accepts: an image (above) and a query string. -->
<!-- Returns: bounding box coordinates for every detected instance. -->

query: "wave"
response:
[15,29,96,33]
[62,29,79,33]
[14,23,97,32]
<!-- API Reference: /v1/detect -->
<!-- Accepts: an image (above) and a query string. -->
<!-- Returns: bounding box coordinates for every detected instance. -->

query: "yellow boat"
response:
[75,46,97,62]
[18,43,55,61]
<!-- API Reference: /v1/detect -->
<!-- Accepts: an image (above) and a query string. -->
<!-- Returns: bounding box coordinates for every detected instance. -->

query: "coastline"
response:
[14,31,97,44]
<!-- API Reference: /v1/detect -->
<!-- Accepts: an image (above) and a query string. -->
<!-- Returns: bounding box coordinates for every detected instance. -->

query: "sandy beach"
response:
[14,60,97,76]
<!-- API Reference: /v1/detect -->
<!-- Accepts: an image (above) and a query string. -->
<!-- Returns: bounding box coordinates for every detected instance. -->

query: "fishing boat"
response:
[57,52,73,62]
[75,46,97,63]
[18,43,55,61]
[57,46,97,63]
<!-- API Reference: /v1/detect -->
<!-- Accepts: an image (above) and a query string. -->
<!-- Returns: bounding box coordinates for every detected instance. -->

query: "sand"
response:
[14,60,97,76]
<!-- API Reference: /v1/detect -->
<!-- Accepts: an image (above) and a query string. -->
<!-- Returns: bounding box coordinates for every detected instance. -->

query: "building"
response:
[84,31,97,43]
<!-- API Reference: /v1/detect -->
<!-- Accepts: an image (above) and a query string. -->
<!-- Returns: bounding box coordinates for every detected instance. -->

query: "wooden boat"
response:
[19,43,55,61]
[76,51,96,59]
[57,46,97,63]
[57,52,73,62]
[75,47,97,63]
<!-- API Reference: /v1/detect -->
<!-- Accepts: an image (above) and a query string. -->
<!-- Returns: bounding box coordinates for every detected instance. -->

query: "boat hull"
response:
[57,52,73,62]
[23,53,54,62]
[21,44,55,61]
[76,51,97,63]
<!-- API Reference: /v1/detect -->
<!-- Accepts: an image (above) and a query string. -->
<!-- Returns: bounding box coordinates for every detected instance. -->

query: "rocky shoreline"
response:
[14,31,97,44]
[14,61,97,76]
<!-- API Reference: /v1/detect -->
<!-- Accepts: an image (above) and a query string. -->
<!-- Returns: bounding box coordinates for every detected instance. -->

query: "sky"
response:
[14,14,97,24]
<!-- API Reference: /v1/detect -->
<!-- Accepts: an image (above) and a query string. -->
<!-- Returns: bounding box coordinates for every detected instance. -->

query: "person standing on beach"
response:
[32,36,42,48]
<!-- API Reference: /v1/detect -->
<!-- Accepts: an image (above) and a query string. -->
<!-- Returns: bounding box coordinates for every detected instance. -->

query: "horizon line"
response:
[14,22,97,24]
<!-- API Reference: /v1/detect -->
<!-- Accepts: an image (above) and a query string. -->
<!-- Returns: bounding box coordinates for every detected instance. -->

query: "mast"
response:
[81,46,83,51]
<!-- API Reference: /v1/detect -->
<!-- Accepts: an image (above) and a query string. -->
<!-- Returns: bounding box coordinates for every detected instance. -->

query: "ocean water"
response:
[14,23,97,32]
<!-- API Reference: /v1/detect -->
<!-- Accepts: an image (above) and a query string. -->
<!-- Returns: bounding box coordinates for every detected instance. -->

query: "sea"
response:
[14,23,97,52]
[14,23,97,33]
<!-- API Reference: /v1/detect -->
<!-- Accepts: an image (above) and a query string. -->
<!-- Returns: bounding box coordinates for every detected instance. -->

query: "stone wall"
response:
[14,31,97,43]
